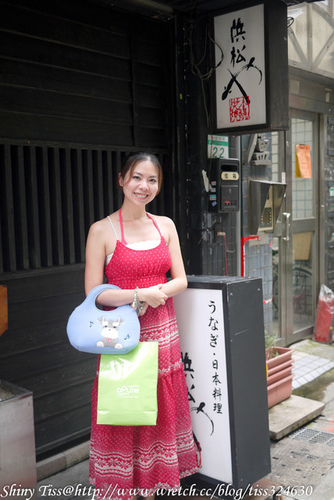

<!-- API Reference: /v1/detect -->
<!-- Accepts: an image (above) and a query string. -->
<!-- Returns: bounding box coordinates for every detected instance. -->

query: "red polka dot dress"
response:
[89,212,197,499]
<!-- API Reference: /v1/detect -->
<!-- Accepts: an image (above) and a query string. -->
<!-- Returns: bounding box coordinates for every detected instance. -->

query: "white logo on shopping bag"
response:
[116,385,140,397]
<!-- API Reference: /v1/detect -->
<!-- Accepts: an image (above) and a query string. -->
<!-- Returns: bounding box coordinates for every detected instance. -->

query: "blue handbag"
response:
[66,284,140,354]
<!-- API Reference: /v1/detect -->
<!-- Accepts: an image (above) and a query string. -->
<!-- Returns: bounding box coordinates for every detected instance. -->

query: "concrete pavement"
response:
[36,339,334,500]
[266,339,334,500]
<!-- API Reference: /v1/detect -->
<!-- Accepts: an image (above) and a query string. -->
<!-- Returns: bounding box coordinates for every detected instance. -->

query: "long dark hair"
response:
[119,152,163,193]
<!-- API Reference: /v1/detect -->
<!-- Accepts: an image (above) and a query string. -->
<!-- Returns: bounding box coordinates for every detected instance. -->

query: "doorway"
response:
[272,109,319,345]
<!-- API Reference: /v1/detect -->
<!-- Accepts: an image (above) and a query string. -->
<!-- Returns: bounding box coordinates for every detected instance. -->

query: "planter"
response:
[266,347,294,409]
[267,375,294,409]
[267,359,293,377]
[266,347,293,368]
[267,365,293,386]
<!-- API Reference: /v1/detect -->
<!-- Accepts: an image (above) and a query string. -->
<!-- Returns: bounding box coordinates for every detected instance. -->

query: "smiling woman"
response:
[119,159,160,208]
[119,151,162,193]
[84,152,197,500]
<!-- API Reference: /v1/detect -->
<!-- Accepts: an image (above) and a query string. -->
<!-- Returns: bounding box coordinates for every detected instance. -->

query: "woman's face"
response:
[119,160,160,206]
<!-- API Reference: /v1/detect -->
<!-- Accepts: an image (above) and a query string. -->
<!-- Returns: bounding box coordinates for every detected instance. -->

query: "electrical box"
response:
[209,159,240,213]
[248,179,286,234]
[261,188,274,230]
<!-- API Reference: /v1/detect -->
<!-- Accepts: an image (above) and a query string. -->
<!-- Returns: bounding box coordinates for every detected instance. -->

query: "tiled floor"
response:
[292,351,334,389]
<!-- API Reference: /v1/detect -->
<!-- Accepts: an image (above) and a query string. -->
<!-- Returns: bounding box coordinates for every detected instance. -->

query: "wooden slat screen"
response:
[0,143,167,273]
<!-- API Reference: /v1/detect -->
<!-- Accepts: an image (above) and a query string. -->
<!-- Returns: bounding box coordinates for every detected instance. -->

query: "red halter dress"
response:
[89,212,197,499]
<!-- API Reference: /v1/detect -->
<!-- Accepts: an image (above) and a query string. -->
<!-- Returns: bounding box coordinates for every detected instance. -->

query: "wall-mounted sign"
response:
[212,0,289,133]
[214,4,266,131]
[207,134,229,159]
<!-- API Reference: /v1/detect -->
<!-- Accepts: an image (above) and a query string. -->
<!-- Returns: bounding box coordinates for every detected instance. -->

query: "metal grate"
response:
[290,428,334,447]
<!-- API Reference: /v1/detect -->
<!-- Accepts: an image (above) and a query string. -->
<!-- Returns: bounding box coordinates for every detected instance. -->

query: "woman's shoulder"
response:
[89,213,117,237]
[149,214,178,242]
[89,217,107,233]
[150,214,175,232]
[150,213,174,226]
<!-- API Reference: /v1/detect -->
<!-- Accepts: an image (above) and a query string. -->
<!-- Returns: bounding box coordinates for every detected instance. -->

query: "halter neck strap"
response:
[119,208,127,246]
[146,213,163,238]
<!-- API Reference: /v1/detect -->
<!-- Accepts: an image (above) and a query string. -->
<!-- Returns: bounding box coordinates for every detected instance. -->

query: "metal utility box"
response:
[209,159,240,213]
[174,275,270,490]
[0,380,37,498]
[248,179,286,234]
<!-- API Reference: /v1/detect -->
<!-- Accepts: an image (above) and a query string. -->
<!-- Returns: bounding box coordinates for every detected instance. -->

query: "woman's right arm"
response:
[84,222,107,295]
[85,222,135,306]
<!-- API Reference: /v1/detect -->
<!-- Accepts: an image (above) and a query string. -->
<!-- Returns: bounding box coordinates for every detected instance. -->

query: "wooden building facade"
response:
[0,0,183,458]
[0,0,314,459]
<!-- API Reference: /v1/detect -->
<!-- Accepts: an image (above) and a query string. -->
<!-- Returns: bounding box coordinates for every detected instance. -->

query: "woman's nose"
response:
[139,179,149,189]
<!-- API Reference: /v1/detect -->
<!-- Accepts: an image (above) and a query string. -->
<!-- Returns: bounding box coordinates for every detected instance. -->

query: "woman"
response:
[85,152,197,499]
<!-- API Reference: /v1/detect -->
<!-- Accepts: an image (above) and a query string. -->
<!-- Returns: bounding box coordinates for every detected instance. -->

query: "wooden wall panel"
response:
[0,87,134,124]
[0,0,170,147]
[0,3,132,56]
[0,0,175,458]
[0,58,133,102]
[0,265,96,456]
[0,32,132,78]
[7,0,130,32]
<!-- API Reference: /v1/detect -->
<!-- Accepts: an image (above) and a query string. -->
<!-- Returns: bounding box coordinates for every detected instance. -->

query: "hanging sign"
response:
[214,4,266,131]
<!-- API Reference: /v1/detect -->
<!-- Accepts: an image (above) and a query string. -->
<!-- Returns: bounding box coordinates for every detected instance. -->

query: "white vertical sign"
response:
[214,4,266,130]
[175,288,233,484]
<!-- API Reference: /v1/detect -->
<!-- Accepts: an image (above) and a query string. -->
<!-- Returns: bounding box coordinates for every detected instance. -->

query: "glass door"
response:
[272,110,319,345]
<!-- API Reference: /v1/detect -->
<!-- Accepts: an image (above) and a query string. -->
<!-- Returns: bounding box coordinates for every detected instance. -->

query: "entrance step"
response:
[269,394,325,441]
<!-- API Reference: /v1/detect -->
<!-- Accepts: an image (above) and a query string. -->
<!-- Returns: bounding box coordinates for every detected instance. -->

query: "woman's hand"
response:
[138,302,149,317]
[138,284,168,309]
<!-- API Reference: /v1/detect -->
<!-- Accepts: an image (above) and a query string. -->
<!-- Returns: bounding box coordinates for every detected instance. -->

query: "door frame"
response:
[275,109,321,346]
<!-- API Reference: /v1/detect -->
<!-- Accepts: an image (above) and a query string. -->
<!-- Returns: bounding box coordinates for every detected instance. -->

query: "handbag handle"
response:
[85,284,121,310]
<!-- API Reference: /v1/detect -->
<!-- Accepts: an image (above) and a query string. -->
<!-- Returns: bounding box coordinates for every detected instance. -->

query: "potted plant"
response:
[265,331,294,409]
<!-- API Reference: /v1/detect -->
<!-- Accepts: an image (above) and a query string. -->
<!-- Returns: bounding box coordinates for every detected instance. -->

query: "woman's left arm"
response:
[159,217,188,298]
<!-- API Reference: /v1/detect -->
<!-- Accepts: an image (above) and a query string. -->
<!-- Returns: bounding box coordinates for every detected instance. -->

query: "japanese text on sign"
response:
[214,5,266,130]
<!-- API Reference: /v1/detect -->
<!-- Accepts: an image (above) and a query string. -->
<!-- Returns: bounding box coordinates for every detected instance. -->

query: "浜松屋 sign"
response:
[214,4,266,131]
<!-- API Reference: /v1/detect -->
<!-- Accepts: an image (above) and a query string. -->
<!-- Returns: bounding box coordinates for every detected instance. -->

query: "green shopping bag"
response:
[97,341,159,426]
